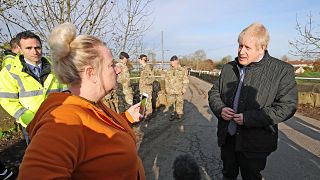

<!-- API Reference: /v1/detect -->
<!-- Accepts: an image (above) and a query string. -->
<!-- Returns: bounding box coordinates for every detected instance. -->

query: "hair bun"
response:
[48,23,76,61]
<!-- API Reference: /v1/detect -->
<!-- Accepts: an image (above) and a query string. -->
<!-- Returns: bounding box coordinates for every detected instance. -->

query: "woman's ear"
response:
[83,65,97,83]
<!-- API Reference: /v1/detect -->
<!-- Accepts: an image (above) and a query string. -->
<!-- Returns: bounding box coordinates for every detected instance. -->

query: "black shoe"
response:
[169,113,175,121]
[0,169,13,180]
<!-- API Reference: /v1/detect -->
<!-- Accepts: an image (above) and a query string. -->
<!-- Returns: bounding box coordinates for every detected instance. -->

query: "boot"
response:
[169,113,175,121]
[176,114,184,120]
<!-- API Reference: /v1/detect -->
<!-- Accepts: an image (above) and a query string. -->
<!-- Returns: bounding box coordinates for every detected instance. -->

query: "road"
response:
[138,76,320,180]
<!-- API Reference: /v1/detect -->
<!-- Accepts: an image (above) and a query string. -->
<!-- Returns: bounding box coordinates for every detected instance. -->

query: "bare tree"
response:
[280,55,290,61]
[0,0,153,54]
[111,0,153,56]
[289,12,320,59]
[193,49,207,70]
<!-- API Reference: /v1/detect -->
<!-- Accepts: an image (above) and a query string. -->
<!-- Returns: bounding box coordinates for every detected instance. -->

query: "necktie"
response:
[33,66,40,77]
[228,68,245,135]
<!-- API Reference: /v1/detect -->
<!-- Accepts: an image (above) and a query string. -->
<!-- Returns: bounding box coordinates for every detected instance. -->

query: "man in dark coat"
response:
[208,23,298,180]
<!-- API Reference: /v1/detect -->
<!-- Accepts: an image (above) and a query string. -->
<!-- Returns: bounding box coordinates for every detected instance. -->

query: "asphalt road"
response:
[138,76,320,180]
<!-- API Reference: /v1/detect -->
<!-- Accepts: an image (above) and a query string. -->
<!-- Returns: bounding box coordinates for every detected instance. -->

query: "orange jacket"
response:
[18,92,145,180]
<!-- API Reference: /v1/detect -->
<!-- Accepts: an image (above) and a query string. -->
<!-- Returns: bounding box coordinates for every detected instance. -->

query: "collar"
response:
[25,58,42,69]
[235,50,270,69]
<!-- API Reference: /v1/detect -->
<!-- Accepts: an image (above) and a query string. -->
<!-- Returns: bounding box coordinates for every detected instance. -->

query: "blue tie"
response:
[228,68,245,135]
[33,66,40,77]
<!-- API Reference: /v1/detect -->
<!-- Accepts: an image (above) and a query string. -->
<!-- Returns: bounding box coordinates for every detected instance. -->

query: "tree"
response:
[112,0,153,56]
[280,55,290,61]
[216,55,232,69]
[313,60,320,72]
[193,49,206,70]
[201,59,215,71]
[289,12,320,59]
[0,0,153,55]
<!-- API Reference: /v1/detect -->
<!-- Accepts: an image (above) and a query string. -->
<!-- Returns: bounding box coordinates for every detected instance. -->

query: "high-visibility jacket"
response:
[0,55,67,127]
[1,50,18,69]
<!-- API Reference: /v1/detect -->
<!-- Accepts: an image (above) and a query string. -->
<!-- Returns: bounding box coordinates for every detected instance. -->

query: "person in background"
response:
[208,22,298,180]
[0,31,66,145]
[18,23,145,180]
[0,36,20,179]
[102,90,119,113]
[2,36,20,68]
[165,55,189,121]
[138,54,154,119]
[172,154,201,180]
[116,52,133,112]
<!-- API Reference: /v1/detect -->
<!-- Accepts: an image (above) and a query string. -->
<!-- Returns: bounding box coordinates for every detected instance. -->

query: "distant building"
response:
[294,67,305,74]
[286,60,314,74]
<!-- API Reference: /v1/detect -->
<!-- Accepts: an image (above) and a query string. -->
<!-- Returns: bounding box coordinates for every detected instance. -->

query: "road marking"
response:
[309,159,320,169]
[152,154,159,180]
[200,166,212,180]
[283,141,300,152]
[296,121,320,133]
[280,123,320,157]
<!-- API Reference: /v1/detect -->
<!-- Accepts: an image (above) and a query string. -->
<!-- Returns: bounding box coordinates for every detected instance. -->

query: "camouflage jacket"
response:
[139,64,154,91]
[116,61,131,89]
[165,65,189,95]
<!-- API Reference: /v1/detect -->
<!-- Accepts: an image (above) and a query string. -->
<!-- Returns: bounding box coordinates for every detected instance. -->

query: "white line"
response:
[200,166,212,180]
[283,141,300,152]
[295,77,320,80]
[309,159,320,169]
[296,121,320,133]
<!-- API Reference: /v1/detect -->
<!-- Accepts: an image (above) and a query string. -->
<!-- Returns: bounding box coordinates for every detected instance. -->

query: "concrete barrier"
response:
[298,83,320,107]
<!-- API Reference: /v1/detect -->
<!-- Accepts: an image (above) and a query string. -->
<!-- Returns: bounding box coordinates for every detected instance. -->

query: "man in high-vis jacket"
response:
[1,36,20,69]
[0,31,66,139]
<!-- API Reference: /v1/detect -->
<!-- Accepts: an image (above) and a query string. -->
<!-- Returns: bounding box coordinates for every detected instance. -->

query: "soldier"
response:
[116,52,133,112]
[165,55,189,121]
[102,90,119,113]
[139,54,154,119]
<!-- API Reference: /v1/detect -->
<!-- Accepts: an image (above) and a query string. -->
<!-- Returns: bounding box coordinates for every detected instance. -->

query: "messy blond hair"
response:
[48,23,105,86]
[238,22,270,50]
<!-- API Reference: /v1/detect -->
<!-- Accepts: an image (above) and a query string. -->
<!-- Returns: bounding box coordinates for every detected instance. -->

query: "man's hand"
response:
[233,113,244,125]
[221,107,235,121]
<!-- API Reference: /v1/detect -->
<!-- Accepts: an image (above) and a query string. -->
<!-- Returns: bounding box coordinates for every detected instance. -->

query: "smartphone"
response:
[139,92,149,117]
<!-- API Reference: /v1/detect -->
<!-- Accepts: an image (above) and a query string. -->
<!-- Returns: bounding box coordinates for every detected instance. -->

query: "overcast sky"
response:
[143,0,320,61]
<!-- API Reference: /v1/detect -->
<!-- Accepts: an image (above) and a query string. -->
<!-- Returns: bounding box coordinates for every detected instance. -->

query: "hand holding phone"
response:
[139,93,149,118]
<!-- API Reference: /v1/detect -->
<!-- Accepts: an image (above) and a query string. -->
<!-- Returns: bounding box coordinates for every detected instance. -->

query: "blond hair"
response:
[48,23,105,86]
[238,22,270,50]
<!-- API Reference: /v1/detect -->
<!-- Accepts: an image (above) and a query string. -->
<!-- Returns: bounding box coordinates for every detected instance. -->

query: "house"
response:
[286,60,314,74]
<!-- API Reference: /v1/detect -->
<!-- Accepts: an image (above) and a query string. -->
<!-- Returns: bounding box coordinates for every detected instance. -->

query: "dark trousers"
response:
[0,161,6,172]
[221,134,270,180]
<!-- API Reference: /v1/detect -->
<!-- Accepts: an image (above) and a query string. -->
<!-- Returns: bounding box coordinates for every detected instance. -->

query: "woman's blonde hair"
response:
[238,22,270,50]
[48,23,105,85]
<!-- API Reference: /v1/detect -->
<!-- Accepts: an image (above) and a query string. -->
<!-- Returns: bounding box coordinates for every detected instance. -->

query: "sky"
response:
[143,0,320,61]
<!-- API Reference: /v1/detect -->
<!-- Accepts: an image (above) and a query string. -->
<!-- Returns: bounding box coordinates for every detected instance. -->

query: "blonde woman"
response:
[18,23,145,180]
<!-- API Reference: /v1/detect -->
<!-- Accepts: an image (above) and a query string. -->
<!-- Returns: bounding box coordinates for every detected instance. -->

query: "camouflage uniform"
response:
[165,65,189,117]
[102,90,119,113]
[139,64,154,116]
[116,61,133,112]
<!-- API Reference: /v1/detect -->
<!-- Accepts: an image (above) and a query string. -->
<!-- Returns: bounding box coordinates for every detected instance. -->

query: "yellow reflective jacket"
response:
[1,50,18,69]
[0,55,67,127]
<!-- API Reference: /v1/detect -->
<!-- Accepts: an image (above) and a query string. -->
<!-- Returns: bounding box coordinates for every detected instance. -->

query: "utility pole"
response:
[161,31,164,69]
